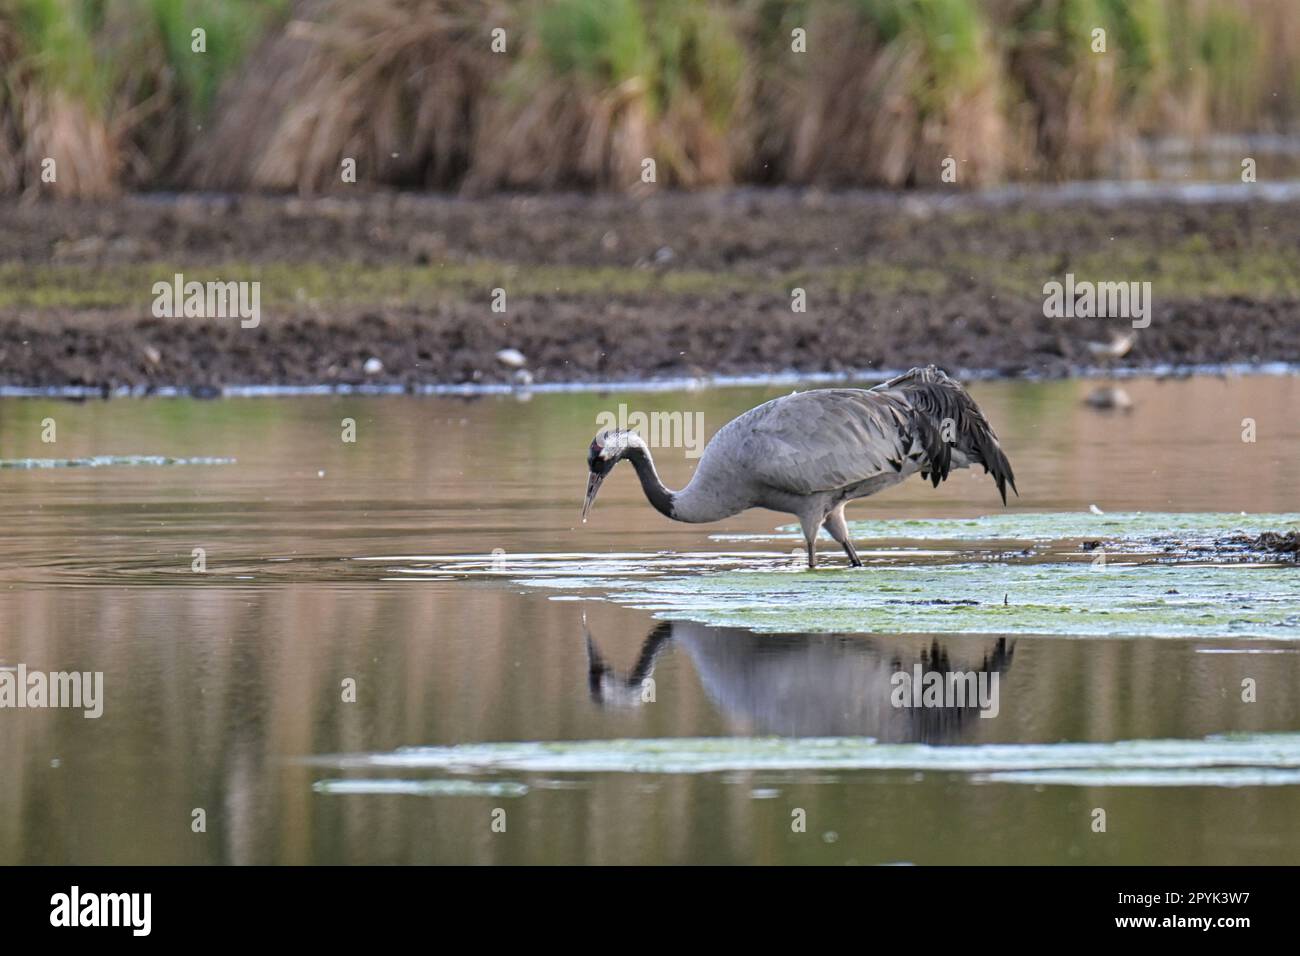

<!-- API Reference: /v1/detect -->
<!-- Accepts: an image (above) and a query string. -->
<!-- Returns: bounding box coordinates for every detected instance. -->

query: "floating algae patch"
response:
[313,778,528,798]
[407,512,1300,637]
[533,562,1300,637]
[0,455,236,469]
[732,511,1300,545]
[313,733,1300,786]
[978,768,1300,788]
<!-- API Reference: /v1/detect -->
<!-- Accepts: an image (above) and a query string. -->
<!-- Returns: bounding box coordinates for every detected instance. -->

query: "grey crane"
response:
[582,365,1017,568]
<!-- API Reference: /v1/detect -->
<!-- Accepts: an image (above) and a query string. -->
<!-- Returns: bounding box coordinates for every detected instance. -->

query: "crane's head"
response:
[586,619,673,708]
[582,429,641,522]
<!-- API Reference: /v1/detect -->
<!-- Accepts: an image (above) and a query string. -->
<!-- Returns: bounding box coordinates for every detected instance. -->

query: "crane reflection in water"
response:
[585,618,1015,744]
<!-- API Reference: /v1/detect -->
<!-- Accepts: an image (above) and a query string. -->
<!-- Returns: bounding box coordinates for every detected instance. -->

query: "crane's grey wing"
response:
[872,366,1018,503]
[730,390,913,496]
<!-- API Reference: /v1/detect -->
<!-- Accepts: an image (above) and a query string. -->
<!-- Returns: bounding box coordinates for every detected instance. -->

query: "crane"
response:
[582,366,1017,568]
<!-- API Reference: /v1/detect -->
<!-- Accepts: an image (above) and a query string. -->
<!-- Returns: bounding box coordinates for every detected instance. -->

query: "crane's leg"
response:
[823,505,862,567]
[797,513,820,569]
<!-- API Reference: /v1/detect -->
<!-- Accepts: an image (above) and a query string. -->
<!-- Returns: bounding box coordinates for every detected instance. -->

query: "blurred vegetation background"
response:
[1,0,1297,197]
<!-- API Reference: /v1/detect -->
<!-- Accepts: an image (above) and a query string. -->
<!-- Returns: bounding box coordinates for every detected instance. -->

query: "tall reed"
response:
[2,0,1297,196]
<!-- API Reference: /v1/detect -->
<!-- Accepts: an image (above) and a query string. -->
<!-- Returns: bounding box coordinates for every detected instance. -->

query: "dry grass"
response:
[3,0,1300,196]
[466,74,655,192]
[0,11,23,195]
[17,86,118,197]
[1,0,285,197]
[1003,0,1130,179]
[188,0,504,192]
[777,2,1006,186]
[0,0,117,197]
[465,0,746,192]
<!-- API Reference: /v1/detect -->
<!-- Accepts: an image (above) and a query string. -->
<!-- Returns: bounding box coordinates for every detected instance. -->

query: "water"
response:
[0,374,1297,864]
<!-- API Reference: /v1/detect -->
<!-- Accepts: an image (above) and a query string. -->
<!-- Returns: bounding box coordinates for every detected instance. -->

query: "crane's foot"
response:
[822,507,862,568]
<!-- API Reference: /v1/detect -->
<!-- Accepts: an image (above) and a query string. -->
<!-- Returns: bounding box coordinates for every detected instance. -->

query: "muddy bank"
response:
[2,190,1299,391]
[1077,530,1300,565]
[1211,531,1300,562]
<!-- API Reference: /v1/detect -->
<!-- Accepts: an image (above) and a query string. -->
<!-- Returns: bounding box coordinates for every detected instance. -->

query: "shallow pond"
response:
[0,373,1297,864]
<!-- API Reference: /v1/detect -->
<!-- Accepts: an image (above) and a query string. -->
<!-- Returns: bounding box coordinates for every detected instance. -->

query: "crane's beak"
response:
[581,471,605,523]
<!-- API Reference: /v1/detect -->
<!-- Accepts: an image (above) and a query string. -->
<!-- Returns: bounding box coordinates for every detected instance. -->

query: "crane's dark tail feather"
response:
[878,365,1019,504]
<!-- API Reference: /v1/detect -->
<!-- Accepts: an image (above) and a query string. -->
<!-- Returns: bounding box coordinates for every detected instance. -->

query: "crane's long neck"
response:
[624,444,678,520]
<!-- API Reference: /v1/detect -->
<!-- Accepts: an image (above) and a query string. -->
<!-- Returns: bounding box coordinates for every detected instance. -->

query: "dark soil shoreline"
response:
[2,190,1298,393]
